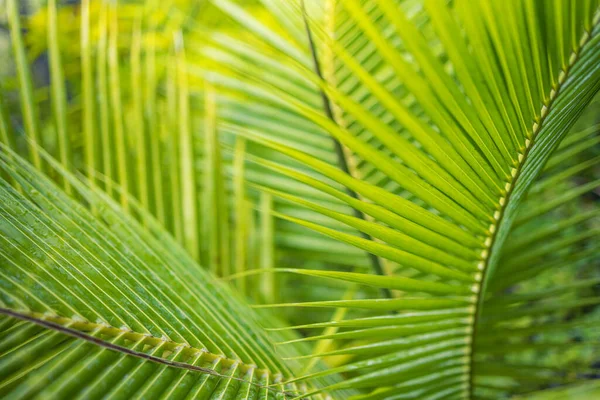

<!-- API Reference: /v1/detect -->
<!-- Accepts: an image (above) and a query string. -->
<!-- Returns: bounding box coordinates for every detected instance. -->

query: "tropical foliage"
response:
[0,0,599,399]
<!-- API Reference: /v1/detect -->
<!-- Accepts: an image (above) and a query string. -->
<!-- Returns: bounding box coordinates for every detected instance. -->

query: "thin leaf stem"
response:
[300,0,392,300]
[0,308,301,399]
[7,0,42,170]
[48,0,72,194]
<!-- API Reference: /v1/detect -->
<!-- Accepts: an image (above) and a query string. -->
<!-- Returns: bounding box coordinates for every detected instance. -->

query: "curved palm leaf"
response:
[0,144,361,398]
[191,0,600,397]
[0,0,599,399]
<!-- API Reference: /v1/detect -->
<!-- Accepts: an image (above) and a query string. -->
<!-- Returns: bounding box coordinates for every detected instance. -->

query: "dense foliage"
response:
[0,0,599,399]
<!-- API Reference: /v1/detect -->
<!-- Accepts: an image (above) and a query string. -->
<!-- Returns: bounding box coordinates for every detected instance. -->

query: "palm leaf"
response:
[0,145,359,398]
[0,0,599,398]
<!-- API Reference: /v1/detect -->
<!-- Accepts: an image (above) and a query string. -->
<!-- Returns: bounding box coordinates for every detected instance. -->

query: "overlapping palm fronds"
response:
[0,0,598,399]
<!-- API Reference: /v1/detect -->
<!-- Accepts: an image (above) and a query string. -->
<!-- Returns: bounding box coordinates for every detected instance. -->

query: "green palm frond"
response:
[0,0,599,399]
[0,145,358,398]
